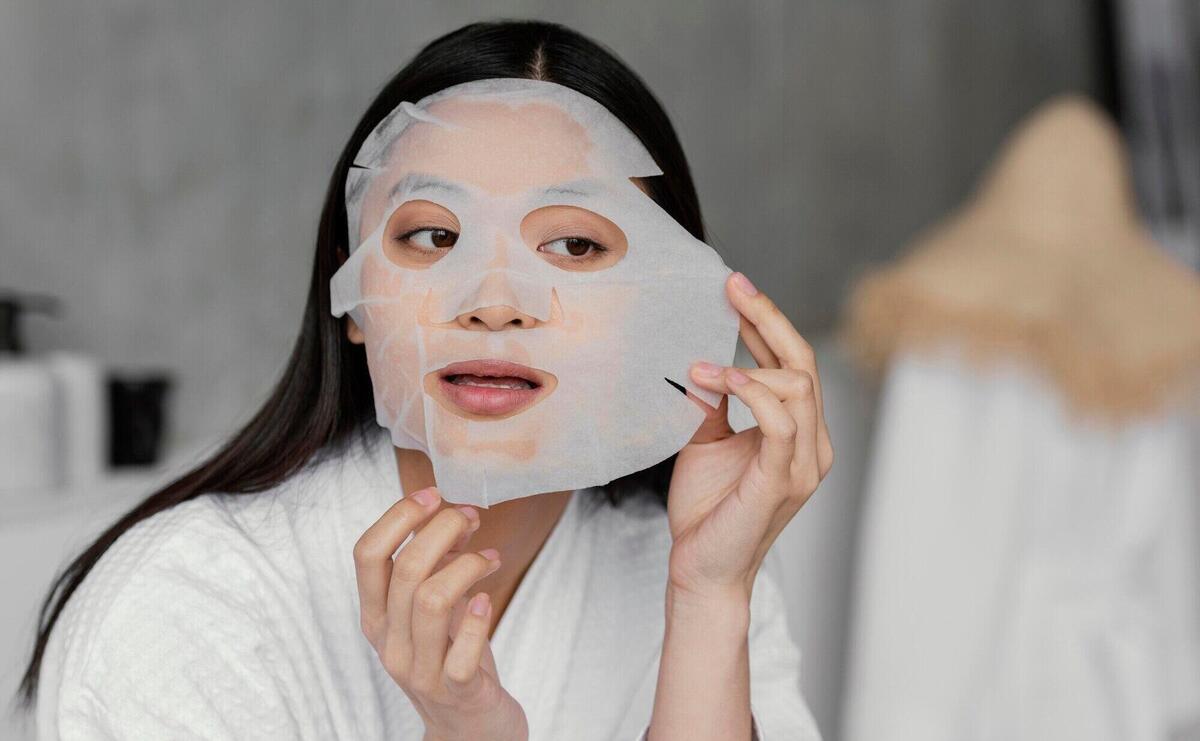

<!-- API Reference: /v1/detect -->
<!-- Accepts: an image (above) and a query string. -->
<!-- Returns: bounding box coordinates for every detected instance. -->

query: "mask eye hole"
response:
[381,199,461,269]
[521,205,628,272]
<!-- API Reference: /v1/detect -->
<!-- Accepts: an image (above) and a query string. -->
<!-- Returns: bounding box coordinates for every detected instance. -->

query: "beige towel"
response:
[839,95,1200,420]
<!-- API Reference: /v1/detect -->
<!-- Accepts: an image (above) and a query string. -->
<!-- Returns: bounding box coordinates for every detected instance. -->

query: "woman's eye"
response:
[540,237,605,258]
[398,228,458,250]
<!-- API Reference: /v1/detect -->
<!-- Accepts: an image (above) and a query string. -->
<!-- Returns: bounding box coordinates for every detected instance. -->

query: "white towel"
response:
[36,430,821,740]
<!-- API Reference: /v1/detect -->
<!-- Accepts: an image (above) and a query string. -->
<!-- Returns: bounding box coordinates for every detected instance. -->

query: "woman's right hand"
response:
[353,486,528,741]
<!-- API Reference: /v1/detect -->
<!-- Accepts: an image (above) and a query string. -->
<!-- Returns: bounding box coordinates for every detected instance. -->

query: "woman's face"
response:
[347,96,635,452]
[332,78,737,506]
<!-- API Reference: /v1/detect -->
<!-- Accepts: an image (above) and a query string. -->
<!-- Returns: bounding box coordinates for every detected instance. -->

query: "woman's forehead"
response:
[383,97,598,196]
[346,79,665,249]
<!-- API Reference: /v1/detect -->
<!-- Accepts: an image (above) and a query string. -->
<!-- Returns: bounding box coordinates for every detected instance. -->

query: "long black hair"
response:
[18,19,708,708]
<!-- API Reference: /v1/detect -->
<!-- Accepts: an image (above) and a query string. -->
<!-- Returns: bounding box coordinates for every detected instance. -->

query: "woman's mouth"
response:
[425,359,557,419]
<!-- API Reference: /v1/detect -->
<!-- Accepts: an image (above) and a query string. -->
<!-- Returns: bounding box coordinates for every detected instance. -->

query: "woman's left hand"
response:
[666,271,834,602]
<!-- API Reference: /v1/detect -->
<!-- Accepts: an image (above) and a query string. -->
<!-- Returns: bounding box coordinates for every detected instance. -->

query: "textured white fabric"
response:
[36,430,821,740]
[842,347,1200,741]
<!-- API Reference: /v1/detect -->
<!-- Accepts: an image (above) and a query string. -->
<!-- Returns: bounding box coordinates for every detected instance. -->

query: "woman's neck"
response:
[393,447,573,637]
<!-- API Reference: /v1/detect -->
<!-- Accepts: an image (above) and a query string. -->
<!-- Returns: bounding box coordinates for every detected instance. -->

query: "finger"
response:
[385,500,479,672]
[411,548,501,691]
[439,521,480,565]
[697,366,832,482]
[726,273,811,372]
[723,369,795,482]
[726,273,833,475]
[353,487,441,641]
[739,314,780,370]
[737,367,815,428]
[726,272,822,402]
[691,366,808,402]
[684,364,734,443]
[443,592,493,697]
[733,370,821,563]
[777,370,820,494]
[696,366,817,472]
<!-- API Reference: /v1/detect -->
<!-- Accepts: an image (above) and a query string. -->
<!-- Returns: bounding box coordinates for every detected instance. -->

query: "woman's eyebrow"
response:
[388,173,466,201]
[541,178,602,197]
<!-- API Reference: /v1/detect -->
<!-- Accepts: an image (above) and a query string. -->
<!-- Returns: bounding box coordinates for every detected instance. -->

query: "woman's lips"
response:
[427,359,557,418]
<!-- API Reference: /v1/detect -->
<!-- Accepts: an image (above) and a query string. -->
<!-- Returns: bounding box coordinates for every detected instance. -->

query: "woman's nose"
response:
[455,305,539,331]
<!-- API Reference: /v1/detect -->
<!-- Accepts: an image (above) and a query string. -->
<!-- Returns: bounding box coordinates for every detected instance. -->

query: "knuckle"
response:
[795,337,816,364]
[404,676,431,697]
[359,615,380,640]
[788,461,805,485]
[801,458,820,486]
[821,441,836,475]
[414,582,454,615]
[390,556,424,584]
[381,643,410,682]
[792,370,814,397]
[444,662,475,686]
[804,468,821,493]
[463,610,488,634]
[465,552,494,573]
[789,462,819,494]
[436,506,473,533]
[775,418,798,442]
[746,379,773,400]
[455,674,498,705]
[385,666,406,687]
[352,537,381,565]
[412,673,441,696]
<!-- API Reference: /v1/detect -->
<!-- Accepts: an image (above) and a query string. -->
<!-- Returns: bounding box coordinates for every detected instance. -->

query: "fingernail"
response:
[732,272,758,296]
[727,369,749,386]
[456,505,480,528]
[478,547,500,563]
[469,593,490,616]
[410,488,437,507]
[692,361,722,377]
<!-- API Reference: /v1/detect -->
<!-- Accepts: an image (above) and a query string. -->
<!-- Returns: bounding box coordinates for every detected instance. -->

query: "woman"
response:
[21,20,833,741]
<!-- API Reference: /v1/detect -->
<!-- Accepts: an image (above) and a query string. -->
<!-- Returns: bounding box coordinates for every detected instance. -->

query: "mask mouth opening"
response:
[445,373,537,390]
[438,358,545,388]
[424,359,558,420]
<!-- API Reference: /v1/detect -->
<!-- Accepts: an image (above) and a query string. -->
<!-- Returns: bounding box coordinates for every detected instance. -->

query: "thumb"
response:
[686,389,734,444]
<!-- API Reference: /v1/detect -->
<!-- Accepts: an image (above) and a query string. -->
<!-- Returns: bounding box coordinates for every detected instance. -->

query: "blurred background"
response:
[2,2,1199,740]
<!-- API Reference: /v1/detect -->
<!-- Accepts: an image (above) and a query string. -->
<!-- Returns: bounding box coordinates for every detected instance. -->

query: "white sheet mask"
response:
[330,78,739,507]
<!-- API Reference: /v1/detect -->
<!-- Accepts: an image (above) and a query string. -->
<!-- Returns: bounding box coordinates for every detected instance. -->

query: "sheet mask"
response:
[331,78,739,507]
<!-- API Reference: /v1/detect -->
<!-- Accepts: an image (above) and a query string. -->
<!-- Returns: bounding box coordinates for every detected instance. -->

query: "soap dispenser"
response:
[0,292,60,492]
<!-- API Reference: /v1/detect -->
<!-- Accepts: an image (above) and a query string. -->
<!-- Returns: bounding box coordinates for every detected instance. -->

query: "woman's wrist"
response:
[664,582,751,634]
[650,584,753,740]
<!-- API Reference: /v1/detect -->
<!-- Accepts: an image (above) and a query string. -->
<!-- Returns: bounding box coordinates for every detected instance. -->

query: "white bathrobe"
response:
[36,430,821,740]
[842,349,1200,741]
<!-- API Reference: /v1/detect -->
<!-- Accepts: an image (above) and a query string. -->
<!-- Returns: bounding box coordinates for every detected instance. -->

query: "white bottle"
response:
[0,295,61,493]
[48,351,106,488]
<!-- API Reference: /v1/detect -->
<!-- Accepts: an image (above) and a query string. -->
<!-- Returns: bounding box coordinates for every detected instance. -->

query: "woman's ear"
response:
[346,315,365,345]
